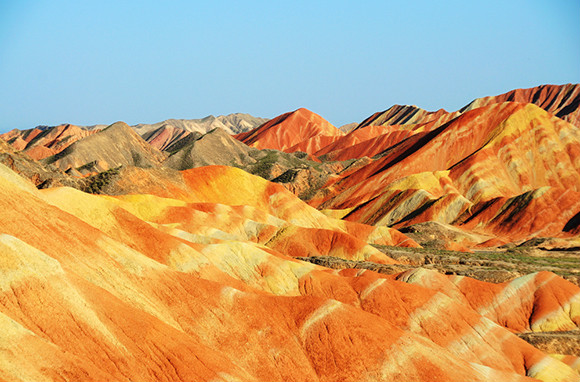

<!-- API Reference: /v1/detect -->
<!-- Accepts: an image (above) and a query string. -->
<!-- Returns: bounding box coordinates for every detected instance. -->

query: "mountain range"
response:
[1,84,579,382]
[1,113,268,160]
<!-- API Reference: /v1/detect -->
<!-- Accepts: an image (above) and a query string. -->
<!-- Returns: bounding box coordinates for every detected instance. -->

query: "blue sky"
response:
[1,0,579,132]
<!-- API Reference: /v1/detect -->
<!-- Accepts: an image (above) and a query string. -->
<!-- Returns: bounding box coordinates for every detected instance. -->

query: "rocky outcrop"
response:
[356,104,459,129]
[461,84,580,127]
[141,124,196,151]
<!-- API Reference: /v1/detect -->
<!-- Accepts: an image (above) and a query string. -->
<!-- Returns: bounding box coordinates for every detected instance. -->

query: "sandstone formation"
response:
[354,84,579,131]
[461,84,580,127]
[306,102,580,245]
[163,128,260,170]
[356,104,459,130]
[235,108,344,154]
[1,84,580,381]
[154,127,346,199]
[141,124,197,152]
[0,162,579,381]
[1,113,266,160]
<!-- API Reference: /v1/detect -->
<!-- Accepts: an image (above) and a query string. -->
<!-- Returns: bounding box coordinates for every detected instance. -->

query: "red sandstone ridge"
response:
[356,104,459,129]
[461,84,580,127]
[354,84,580,131]
[315,124,415,161]
[326,85,580,165]
[307,102,580,244]
[235,108,344,154]
[2,84,578,251]
[2,81,580,380]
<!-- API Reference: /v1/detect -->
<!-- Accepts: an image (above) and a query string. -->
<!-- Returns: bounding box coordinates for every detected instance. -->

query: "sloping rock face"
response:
[354,84,579,132]
[315,125,414,161]
[1,114,267,160]
[356,104,460,129]
[2,85,578,250]
[0,162,579,382]
[309,102,580,244]
[43,122,167,174]
[141,124,196,151]
[235,108,344,154]
[103,165,417,254]
[320,84,580,166]
[163,128,261,170]
[158,128,341,198]
[338,122,358,133]
[461,84,580,127]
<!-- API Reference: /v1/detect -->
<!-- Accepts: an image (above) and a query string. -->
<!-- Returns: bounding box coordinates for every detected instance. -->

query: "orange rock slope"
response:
[307,84,580,165]
[354,84,579,132]
[235,108,344,154]
[0,162,579,382]
[305,101,580,245]
[461,84,580,127]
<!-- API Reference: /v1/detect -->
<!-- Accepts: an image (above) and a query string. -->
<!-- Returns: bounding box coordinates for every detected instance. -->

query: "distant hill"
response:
[338,122,358,133]
[163,127,261,170]
[43,122,167,174]
[0,124,96,161]
[0,136,82,189]
[133,113,269,135]
[1,113,268,158]
[461,83,580,127]
[141,124,197,152]
[235,108,344,154]
[355,84,580,130]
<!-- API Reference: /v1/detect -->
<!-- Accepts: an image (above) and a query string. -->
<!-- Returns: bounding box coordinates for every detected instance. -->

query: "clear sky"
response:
[1,0,579,132]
